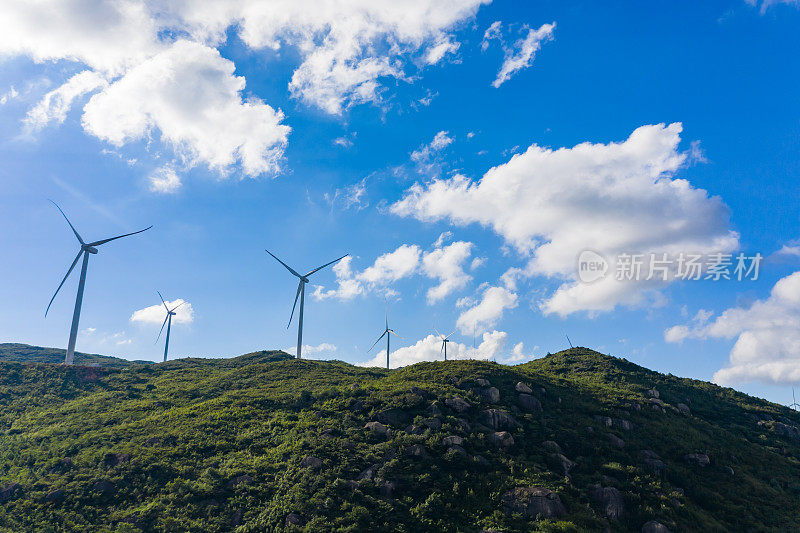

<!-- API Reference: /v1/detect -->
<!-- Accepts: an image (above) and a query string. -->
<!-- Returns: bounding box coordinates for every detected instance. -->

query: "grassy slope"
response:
[0,348,798,532]
[0,343,152,368]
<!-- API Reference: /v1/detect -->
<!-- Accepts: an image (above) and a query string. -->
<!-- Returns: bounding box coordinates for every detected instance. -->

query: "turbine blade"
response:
[155,314,169,343]
[157,290,169,312]
[88,225,152,247]
[389,330,404,340]
[170,302,185,313]
[385,300,388,330]
[265,249,303,278]
[367,331,387,353]
[305,254,348,277]
[45,250,83,317]
[445,330,456,339]
[49,199,84,245]
[440,341,445,354]
[434,327,442,338]
[287,280,302,328]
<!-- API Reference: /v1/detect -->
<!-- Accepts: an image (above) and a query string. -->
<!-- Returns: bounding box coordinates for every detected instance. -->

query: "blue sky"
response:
[1,0,799,404]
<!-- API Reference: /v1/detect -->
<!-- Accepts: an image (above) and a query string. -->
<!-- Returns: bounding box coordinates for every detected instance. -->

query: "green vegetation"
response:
[0,343,152,368]
[0,347,799,532]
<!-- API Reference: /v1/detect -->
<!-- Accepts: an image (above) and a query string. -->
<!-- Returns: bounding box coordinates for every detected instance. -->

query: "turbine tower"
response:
[367,301,404,369]
[45,201,152,365]
[155,291,184,362]
[436,328,455,361]
[266,249,347,360]
[790,388,800,411]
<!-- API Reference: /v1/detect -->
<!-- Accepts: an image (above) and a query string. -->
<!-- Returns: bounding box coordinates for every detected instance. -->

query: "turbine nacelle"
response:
[83,245,99,254]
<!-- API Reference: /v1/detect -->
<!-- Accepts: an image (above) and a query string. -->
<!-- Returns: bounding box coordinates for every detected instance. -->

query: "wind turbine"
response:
[265,249,347,360]
[790,388,800,411]
[367,301,404,369]
[565,334,573,348]
[155,291,184,362]
[435,328,455,361]
[45,200,152,365]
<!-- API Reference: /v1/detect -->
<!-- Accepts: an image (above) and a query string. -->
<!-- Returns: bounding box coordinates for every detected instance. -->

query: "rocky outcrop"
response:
[489,431,515,448]
[542,440,562,454]
[515,382,532,394]
[590,486,625,519]
[502,486,566,520]
[606,433,625,449]
[482,387,500,403]
[442,435,464,447]
[641,520,671,533]
[365,421,390,436]
[476,378,491,387]
[301,456,323,469]
[548,453,575,477]
[480,409,518,430]
[641,450,666,474]
[445,397,471,413]
[518,394,542,412]
[684,453,710,467]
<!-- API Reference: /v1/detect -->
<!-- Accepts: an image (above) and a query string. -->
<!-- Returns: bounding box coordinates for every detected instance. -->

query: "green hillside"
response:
[0,347,799,532]
[0,343,152,368]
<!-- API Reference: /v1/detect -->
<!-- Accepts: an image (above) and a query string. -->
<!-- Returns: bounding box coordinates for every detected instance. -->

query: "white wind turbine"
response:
[155,291,184,362]
[367,301,404,369]
[265,249,347,359]
[435,328,456,361]
[45,200,152,365]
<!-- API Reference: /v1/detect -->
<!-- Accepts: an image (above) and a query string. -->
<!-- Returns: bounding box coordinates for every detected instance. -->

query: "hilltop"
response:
[0,343,152,368]
[0,347,799,532]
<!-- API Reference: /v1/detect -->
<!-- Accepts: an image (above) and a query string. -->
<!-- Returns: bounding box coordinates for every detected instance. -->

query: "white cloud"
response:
[324,178,369,210]
[23,71,107,132]
[666,270,800,385]
[82,41,290,177]
[746,0,799,13]
[456,285,517,334]
[421,240,473,303]
[481,21,502,51]
[313,240,474,303]
[411,130,455,164]
[285,343,337,358]
[148,166,182,194]
[392,123,738,316]
[359,330,507,368]
[424,35,460,65]
[492,23,555,88]
[130,298,194,325]
[0,86,19,105]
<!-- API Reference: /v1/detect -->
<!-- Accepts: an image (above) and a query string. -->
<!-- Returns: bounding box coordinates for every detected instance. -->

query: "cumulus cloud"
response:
[3,0,489,183]
[666,270,800,385]
[393,123,738,316]
[82,41,290,177]
[313,240,474,302]
[359,330,507,368]
[24,71,107,132]
[421,240,473,303]
[285,343,337,358]
[481,21,503,51]
[0,86,19,105]
[148,166,182,194]
[492,23,555,88]
[410,130,455,174]
[456,285,518,334]
[130,298,194,325]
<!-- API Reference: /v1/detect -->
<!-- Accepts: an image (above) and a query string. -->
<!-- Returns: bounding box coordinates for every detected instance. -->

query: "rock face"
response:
[489,431,515,448]
[365,421,390,436]
[541,440,562,454]
[422,417,442,430]
[647,388,660,399]
[476,378,491,387]
[445,397,471,413]
[482,387,501,403]
[684,453,710,467]
[45,489,65,503]
[0,483,21,503]
[480,409,518,430]
[641,520,671,533]
[515,382,532,394]
[447,445,468,458]
[502,486,566,520]
[607,433,625,449]
[518,394,542,412]
[301,456,323,469]
[590,486,625,519]
[593,415,613,427]
[548,453,575,477]
[442,435,464,447]
[677,403,691,415]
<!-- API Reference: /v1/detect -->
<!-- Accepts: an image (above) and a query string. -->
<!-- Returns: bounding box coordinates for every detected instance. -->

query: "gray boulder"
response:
[677,403,691,416]
[482,387,501,403]
[548,453,575,477]
[515,382,532,394]
[590,486,625,519]
[422,417,442,430]
[301,456,323,469]
[365,421,390,436]
[489,431,515,448]
[445,397,471,413]
[501,486,566,519]
[518,394,542,412]
[607,433,625,449]
[641,521,671,533]
[443,435,464,447]
[476,378,491,387]
[684,453,710,467]
[0,483,21,503]
[480,409,518,430]
[541,440,562,454]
